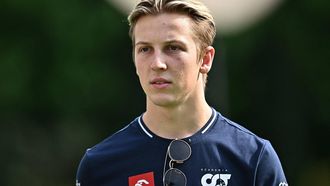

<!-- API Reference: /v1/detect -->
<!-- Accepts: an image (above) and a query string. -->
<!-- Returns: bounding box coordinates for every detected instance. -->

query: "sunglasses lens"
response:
[164,168,186,186]
[168,140,191,161]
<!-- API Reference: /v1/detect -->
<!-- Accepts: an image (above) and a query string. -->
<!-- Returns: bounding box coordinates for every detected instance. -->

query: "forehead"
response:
[134,13,195,44]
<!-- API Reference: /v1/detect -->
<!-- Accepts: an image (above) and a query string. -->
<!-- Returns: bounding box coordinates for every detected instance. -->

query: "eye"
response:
[168,45,179,51]
[166,43,186,53]
[138,46,150,53]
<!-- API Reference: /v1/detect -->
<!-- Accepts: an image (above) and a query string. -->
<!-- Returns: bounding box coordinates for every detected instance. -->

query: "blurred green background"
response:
[0,0,329,185]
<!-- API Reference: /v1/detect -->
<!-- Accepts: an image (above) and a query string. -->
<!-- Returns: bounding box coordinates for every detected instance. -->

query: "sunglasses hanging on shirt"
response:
[163,139,192,186]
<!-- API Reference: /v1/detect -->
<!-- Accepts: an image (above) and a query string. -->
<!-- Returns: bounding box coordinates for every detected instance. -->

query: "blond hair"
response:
[128,0,216,60]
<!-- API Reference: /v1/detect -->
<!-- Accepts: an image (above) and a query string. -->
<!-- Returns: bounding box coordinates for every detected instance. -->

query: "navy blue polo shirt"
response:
[76,108,288,186]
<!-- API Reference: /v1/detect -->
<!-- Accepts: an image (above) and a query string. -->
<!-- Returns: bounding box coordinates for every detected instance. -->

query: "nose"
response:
[150,51,167,71]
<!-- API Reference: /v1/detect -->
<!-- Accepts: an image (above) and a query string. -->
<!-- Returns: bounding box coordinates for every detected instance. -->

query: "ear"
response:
[199,46,215,74]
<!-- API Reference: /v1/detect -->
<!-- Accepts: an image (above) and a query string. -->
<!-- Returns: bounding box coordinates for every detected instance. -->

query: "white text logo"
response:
[201,173,231,186]
[279,182,288,186]
[135,179,149,186]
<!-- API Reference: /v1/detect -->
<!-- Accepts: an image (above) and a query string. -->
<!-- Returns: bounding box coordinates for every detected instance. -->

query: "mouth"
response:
[150,78,171,88]
[150,78,171,84]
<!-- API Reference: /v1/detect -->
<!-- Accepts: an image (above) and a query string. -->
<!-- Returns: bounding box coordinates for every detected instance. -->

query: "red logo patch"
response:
[129,172,155,186]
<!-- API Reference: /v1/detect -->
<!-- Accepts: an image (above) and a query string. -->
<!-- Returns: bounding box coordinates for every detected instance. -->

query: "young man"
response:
[76,0,288,185]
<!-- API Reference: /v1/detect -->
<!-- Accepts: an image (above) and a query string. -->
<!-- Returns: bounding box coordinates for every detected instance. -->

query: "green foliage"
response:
[0,0,329,185]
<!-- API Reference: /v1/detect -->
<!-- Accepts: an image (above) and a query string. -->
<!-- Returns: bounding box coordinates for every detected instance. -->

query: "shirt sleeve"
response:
[76,151,92,186]
[254,140,288,186]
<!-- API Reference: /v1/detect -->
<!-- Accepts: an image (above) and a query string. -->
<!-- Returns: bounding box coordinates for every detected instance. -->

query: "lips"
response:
[150,77,171,88]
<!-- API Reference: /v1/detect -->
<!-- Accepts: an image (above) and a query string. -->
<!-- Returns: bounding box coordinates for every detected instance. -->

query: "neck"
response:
[143,96,212,139]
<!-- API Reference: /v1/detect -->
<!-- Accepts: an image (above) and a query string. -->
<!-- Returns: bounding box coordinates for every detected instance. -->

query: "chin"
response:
[149,96,178,108]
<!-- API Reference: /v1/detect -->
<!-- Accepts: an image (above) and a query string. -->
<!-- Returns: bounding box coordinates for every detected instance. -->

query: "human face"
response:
[134,13,204,108]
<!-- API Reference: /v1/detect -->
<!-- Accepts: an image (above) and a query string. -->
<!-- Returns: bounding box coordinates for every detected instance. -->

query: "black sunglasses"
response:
[163,139,192,186]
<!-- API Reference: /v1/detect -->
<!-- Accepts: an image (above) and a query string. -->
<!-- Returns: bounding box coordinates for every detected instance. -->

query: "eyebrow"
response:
[134,41,149,47]
[135,39,187,47]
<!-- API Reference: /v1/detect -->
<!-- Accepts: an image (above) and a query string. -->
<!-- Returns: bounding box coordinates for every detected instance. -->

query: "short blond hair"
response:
[128,0,216,61]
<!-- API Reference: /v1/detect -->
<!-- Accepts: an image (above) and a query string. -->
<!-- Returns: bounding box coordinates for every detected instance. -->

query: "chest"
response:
[92,142,256,186]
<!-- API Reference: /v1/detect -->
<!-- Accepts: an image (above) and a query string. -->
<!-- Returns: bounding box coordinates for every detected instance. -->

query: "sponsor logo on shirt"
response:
[200,168,231,186]
[279,182,288,186]
[129,172,155,186]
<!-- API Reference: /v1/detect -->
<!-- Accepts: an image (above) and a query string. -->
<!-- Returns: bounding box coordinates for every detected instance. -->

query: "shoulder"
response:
[76,116,147,183]
[207,112,271,166]
[212,111,288,185]
[212,112,268,148]
[77,116,147,169]
[86,116,146,156]
[254,140,288,185]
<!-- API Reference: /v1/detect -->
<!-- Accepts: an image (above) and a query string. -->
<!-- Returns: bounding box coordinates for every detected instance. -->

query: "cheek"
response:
[174,63,197,84]
[175,56,198,72]
[135,59,145,74]
[135,65,145,81]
